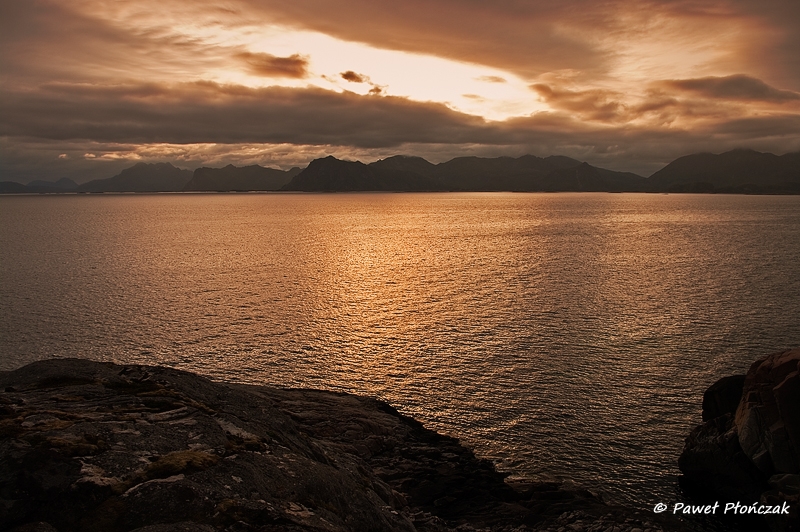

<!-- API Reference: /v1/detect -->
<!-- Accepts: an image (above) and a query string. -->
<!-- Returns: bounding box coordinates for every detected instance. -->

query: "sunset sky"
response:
[1,0,799,182]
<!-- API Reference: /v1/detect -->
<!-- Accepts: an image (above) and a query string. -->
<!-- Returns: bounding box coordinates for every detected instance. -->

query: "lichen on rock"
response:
[1,358,679,531]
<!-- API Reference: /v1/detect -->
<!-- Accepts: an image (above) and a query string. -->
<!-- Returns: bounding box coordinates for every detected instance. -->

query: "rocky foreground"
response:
[680,347,800,532]
[0,359,679,532]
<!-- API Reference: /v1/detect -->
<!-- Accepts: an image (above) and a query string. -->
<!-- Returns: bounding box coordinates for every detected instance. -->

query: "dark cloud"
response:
[236,52,308,78]
[0,1,237,85]
[531,84,627,121]
[661,75,800,102]
[2,80,798,182]
[233,0,800,87]
[236,0,611,79]
[339,71,385,95]
[2,0,800,181]
[0,81,500,147]
[715,114,800,138]
[341,71,366,83]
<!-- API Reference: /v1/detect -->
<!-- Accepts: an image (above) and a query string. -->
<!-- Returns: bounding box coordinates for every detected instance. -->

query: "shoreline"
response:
[1,358,682,532]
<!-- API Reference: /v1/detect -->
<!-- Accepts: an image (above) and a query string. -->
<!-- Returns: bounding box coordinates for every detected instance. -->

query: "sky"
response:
[1,0,799,183]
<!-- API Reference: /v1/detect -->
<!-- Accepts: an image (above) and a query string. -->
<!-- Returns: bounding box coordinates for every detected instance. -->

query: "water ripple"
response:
[2,192,799,508]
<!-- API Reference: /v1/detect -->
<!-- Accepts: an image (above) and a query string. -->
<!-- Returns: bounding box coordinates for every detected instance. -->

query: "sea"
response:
[2,192,799,513]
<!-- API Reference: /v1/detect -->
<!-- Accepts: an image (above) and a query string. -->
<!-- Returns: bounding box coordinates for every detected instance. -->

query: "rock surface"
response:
[680,348,800,531]
[1,359,680,532]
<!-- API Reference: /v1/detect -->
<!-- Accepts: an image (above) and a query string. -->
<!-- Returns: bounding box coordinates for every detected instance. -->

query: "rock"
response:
[680,348,800,532]
[736,349,800,475]
[1,359,683,531]
[702,374,746,422]
[0,359,414,532]
[758,474,800,532]
[678,413,767,500]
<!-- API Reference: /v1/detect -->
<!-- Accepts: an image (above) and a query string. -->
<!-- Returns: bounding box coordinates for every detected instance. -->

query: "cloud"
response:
[228,0,800,87]
[339,71,385,95]
[236,52,309,78]
[233,0,611,79]
[531,84,628,121]
[0,1,241,88]
[660,74,800,102]
[341,70,366,83]
[2,0,800,182]
[3,78,798,183]
[0,81,500,147]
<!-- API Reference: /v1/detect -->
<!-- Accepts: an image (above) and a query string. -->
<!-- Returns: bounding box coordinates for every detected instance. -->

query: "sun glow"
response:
[64,1,546,121]
[195,25,549,121]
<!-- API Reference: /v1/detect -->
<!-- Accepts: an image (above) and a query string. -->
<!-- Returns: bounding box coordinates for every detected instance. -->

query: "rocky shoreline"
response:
[679,348,800,532]
[0,358,682,532]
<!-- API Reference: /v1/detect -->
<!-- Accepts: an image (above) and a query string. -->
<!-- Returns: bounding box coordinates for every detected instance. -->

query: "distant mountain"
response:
[0,178,78,194]
[282,154,647,192]
[432,155,646,191]
[648,149,800,193]
[183,165,300,192]
[0,181,30,194]
[77,163,192,193]
[3,150,798,195]
[282,156,442,191]
[28,178,78,191]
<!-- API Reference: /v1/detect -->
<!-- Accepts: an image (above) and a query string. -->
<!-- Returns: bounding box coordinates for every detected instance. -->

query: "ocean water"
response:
[2,192,799,509]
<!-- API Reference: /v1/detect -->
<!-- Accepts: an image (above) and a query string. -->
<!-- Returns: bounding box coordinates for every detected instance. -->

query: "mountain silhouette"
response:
[3,150,799,194]
[648,149,800,193]
[28,178,78,191]
[0,178,78,194]
[282,156,441,191]
[282,154,647,192]
[77,163,193,193]
[183,165,301,192]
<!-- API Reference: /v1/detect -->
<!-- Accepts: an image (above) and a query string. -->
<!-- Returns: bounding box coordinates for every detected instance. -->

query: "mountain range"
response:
[2,149,798,194]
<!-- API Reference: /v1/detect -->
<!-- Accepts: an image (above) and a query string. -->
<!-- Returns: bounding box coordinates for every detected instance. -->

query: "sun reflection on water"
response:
[1,192,799,507]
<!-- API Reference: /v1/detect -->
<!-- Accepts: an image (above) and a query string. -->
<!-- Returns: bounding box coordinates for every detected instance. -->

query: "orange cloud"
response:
[2,0,800,183]
[659,74,800,102]
[341,70,366,83]
[236,52,309,78]
[531,84,627,122]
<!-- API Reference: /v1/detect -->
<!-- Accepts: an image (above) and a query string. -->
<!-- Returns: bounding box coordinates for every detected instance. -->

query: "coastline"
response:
[1,359,681,532]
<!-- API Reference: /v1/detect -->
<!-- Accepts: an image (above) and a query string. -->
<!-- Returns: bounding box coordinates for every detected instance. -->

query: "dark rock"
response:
[0,359,414,532]
[678,413,767,500]
[680,348,800,532]
[9,523,59,532]
[1,359,682,531]
[702,374,746,422]
[736,349,800,475]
